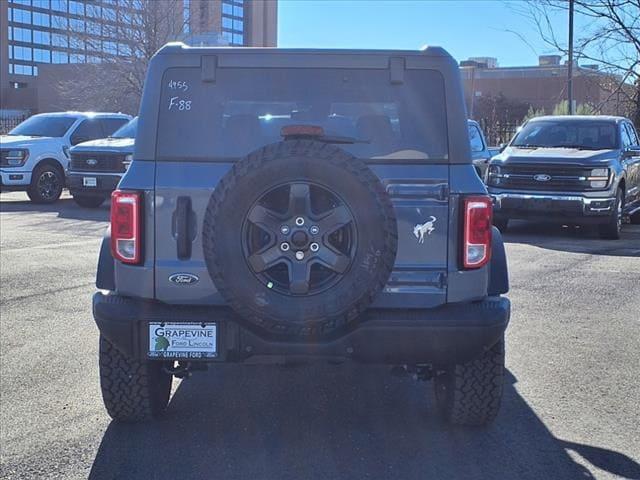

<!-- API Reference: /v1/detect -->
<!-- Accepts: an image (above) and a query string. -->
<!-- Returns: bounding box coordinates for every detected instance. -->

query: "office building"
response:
[0,0,277,116]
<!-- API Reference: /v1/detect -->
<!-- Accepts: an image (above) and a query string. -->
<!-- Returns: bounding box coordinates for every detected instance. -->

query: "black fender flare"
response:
[488,226,509,296]
[96,227,115,291]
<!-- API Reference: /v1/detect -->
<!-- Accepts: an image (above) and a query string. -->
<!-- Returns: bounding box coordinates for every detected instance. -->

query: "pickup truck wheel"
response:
[203,140,397,339]
[598,188,623,240]
[433,336,504,426]
[73,195,106,208]
[493,218,508,233]
[27,164,64,204]
[98,335,172,422]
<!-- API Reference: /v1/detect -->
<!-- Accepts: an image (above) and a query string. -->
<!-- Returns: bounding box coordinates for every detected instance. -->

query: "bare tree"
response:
[55,0,191,114]
[475,93,531,145]
[512,0,640,126]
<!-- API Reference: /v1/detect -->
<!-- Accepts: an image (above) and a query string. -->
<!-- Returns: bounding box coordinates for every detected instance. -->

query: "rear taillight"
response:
[462,196,492,269]
[111,190,142,264]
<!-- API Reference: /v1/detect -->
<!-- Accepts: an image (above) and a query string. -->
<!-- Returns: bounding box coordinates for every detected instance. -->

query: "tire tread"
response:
[99,335,171,422]
[435,338,505,426]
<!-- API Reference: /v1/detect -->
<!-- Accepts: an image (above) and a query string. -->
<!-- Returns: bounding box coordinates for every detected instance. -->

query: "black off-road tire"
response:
[27,163,64,204]
[493,217,509,233]
[99,335,172,422]
[598,188,623,240]
[433,337,505,426]
[73,194,106,208]
[203,140,397,339]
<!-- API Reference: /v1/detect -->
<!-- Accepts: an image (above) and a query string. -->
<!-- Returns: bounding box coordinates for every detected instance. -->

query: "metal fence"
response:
[478,119,520,147]
[0,110,31,135]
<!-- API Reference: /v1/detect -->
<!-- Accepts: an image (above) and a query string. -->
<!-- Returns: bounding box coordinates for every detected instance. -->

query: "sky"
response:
[278,0,573,68]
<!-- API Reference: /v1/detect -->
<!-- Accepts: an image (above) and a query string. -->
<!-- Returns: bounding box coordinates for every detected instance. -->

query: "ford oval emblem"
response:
[169,273,199,285]
[534,174,552,182]
[86,158,98,166]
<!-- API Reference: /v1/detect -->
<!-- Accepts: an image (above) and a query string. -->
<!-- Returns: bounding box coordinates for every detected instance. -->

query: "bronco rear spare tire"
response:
[203,140,397,338]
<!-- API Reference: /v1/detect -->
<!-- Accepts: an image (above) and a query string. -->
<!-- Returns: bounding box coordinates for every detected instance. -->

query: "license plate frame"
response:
[83,177,97,187]
[148,322,217,359]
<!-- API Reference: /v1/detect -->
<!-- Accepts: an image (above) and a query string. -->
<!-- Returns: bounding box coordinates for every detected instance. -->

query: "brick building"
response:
[461,55,628,119]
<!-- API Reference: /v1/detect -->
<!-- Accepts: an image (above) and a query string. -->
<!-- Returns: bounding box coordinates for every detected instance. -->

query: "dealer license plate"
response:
[148,322,217,359]
[83,177,97,187]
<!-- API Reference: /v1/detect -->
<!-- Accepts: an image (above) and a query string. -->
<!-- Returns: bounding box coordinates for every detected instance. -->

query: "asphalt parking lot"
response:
[1,191,639,480]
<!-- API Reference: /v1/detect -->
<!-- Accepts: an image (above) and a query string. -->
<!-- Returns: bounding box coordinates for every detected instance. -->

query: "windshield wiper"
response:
[513,144,542,149]
[549,144,598,150]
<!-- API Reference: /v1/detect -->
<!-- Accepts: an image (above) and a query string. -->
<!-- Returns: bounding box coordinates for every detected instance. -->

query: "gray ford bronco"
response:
[93,43,511,427]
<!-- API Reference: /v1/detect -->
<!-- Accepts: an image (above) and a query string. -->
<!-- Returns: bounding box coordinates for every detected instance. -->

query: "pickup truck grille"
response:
[69,152,127,173]
[498,164,594,192]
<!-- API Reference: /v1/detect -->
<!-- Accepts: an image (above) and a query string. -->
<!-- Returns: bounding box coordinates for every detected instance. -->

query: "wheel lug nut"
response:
[310,243,319,252]
[280,225,290,235]
[295,217,305,226]
[295,251,304,260]
[280,242,290,251]
[310,225,319,235]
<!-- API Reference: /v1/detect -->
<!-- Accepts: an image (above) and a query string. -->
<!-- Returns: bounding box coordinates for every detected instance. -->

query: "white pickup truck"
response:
[1,112,130,203]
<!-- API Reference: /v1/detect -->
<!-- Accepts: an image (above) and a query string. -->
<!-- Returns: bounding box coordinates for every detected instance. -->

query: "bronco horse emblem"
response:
[413,216,437,243]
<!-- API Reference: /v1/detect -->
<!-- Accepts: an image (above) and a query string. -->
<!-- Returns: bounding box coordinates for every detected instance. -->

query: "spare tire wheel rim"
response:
[242,181,357,296]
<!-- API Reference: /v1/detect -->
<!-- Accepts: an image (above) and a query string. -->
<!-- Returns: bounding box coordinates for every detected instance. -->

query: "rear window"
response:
[156,67,448,160]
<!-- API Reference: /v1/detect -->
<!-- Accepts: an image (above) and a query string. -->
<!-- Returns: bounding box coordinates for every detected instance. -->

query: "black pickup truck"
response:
[487,115,640,239]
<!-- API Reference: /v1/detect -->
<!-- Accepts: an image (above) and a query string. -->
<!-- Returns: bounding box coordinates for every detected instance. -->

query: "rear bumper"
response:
[490,191,615,223]
[67,172,122,196]
[93,292,510,366]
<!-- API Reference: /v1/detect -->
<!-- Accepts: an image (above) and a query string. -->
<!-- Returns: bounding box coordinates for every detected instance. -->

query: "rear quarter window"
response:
[156,66,449,161]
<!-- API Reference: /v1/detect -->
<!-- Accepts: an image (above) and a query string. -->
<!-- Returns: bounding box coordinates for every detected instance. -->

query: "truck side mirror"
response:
[499,143,507,153]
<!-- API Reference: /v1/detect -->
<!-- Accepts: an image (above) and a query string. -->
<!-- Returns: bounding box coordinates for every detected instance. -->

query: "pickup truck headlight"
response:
[3,149,29,167]
[588,168,610,188]
[486,164,501,185]
[123,154,133,171]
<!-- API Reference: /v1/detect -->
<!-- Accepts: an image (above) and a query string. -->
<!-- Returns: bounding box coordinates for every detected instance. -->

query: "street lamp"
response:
[568,0,575,114]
